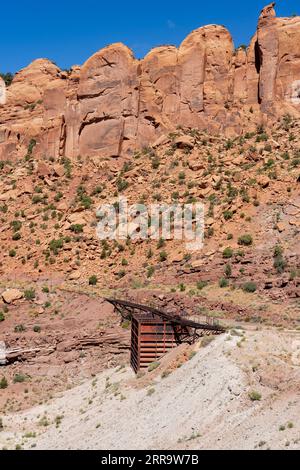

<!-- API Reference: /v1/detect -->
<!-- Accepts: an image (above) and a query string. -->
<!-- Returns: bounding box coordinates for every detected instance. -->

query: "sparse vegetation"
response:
[249,391,261,401]
[89,275,98,286]
[24,288,36,301]
[238,234,253,246]
[243,282,257,293]
[0,377,8,389]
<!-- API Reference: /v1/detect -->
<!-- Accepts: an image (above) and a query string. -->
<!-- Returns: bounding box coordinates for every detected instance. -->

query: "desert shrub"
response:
[157,238,165,249]
[54,191,63,202]
[24,288,35,301]
[0,377,8,389]
[121,320,131,329]
[249,390,261,401]
[91,185,103,196]
[33,325,41,333]
[116,178,129,192]
[197,280,208,290]
[238,234,253,246]
[70,224,83,233]
[89,275,98,286]
[147,266,155,278]
[219,278,229,288]
[224,263,232,277]
[13,374,26,383]
[151,155,161,169]
[273,245,287,273]
[148,362,160,372]
[0,72,14,86]
[14,324,25,332]
[243,282,257,293]
[49,238,64,255]
[159,251,168,262]
[12,232,21,241]
[62,157,72,178]
[223,247,233,259]
[223,210,233,220]
[282,113,292,130]
[10,220,22,232]
[32,195,44,204]
[0,312,5,322]
[117,270,126,279]
[256,133,268,142]
[81,194,92,209]
[225,139,234,150]
[274,256,287,274]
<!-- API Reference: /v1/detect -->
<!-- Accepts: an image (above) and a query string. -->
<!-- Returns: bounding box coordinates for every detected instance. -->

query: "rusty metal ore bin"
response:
[105,298,225,374]
[131,313,179,373]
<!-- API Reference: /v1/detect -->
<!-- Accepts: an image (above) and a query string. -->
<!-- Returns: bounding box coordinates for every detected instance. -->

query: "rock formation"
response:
[1,3,300,161]
[0,77,6,106]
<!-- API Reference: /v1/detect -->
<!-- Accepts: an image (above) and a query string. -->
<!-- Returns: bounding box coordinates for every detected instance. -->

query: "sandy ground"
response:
[0,328,300,450]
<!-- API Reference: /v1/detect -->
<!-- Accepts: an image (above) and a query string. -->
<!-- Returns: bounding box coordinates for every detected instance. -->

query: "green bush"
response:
[223,210,233,221]
[197,280,208,290]
[219,278,229,288]
[238,234,253,246]
[49,238,64,255]
[223,247,233,259]
[157,238,165,249]
[243,282,257,293]
[32,194,43,204]
[0,377,8,389]
[12,232,21,241]
[11,220,22,232]
[273,245,287,273]
[249,390,261,401]
[147,266,155,278]
[14,324,25,333]
[13,374,26,383]
[89,275,98,286]
[80,194,92,209]
[116,178,129,192]
[24,288,36,301]
[148,362,160,372]
[0,72,14,86]
[70,224,84,233]
[274,256,287,274]
[224,263,232,278]
[159,251,168,262]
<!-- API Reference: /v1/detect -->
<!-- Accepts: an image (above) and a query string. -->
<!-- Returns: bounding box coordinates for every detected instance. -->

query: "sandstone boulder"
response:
[2,289,23,304]
[174,135,194,149]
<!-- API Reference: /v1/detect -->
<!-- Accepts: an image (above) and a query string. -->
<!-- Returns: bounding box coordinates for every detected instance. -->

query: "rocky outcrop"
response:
[0,77,6,105]
[1,3,300,161]
[2,289,23,304]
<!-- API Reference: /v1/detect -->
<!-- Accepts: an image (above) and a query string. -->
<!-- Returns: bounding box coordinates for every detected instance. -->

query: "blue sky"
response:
[0,0,299,73]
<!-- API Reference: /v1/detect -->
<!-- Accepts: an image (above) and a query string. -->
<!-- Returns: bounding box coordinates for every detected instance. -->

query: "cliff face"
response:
[1,3,300,161]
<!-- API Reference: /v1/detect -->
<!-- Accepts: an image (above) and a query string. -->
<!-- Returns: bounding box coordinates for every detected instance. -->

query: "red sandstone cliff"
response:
[1,3,300,161]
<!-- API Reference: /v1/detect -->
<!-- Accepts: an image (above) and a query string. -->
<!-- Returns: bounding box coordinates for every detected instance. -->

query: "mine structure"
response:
[106,298,225,372]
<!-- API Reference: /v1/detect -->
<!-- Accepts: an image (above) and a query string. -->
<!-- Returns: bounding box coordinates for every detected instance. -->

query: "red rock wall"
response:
[1,3,300,161]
